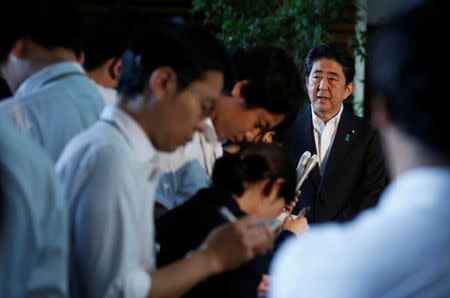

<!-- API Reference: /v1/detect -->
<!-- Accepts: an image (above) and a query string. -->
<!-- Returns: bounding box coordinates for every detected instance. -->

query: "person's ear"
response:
[77,51,85,66]
[148,67,177,100]
[11,39,28,59]
[261,178,284,203]
[344,81,355,100]
[109,57,122,81]
[231,79,249,97]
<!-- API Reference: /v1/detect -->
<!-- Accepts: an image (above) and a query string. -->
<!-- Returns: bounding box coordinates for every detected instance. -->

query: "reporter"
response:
[156,143,308,298]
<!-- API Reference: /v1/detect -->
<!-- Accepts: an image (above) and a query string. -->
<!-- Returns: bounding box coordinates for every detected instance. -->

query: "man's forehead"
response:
[311,59,344,75]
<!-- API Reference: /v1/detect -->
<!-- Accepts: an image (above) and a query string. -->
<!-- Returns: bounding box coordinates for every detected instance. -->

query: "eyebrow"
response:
[312,70,340,77]
[327,72,340,77]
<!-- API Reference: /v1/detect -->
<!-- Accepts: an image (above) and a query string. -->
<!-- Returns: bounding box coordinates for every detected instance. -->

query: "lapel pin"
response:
[345,129,356,142]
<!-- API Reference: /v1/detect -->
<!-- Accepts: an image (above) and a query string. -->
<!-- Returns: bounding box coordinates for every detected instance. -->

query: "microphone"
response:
[296,151,311,180]
[274,152,316,225]
[296,154,319,192]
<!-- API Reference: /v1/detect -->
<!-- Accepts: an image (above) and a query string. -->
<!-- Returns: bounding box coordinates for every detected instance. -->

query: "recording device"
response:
[296,154,319,192]
[272,151,318,223]
[296,151,311,180]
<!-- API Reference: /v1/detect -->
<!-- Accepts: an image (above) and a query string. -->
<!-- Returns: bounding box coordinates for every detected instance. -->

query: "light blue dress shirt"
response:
[269,167,450,298]
[0,117,68,297]
[56,106,159,298]
[156,117,221,209]
[0,62,104,162]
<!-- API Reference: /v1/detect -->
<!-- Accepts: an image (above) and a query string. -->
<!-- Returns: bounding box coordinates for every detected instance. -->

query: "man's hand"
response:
[282,215,309,235]
[200,217,274,273]
[284,190,300,214]
[257,274,270,298]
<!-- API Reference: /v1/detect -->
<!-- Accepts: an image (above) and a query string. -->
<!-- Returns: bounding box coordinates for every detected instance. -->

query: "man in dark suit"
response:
[277,43,388,223]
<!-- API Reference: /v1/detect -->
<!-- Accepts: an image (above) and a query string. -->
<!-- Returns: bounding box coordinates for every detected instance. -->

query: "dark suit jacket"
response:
[276,105,388,223]
[156,188,286,298]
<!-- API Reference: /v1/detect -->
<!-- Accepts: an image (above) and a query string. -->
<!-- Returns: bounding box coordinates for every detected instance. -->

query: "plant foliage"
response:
[192,0,351,68]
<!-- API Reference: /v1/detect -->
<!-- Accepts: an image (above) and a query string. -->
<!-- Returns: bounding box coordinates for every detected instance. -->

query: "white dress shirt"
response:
[197,117,223,178]
[269,167,450,298]
[0,117,68,297]
[312,104,343,175]
[0,62,104,162]
[156,117,222,209]
[57,106,159,298]
[91,79,119,106]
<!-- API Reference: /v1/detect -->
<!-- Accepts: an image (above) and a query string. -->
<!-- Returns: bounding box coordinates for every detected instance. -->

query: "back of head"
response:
[0,0,82,60]
[231,46,302,116]
[0,2,22,62]
[304,43,355,84]
[117,22,233,98]
[212,143,296,204]
[370,0,449,159]
[82,7,133,71]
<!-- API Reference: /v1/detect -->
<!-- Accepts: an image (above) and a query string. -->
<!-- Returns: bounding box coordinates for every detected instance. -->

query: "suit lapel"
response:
[320,109,355,191]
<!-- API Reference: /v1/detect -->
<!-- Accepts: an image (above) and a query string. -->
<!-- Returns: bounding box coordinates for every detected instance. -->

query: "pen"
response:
[297,207,307,218]
[218,206,237,222]
[219,206,283,232]
[296,206,309,218]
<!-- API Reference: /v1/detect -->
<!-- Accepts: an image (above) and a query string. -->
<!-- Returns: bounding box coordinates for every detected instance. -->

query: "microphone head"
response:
[296,151,311,178]
[304,154,319,173]
[295,154,319,191]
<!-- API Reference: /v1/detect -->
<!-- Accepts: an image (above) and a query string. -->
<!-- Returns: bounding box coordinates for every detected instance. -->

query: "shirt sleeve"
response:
[57,145,151,298]
[155,159,209,210]
[26,164,69,298]
[0,119,68,298]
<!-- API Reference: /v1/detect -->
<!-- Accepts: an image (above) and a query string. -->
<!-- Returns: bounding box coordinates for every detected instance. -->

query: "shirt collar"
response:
[16,62,85,97]
[203,117,220,143]
[91,79,118,106]
[100,105,157,163]
[311,104,344,130]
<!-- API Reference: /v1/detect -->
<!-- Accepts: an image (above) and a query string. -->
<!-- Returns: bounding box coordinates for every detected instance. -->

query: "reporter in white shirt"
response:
[57,23,273,298]
[155,46,303,216]
[0,1,104,162]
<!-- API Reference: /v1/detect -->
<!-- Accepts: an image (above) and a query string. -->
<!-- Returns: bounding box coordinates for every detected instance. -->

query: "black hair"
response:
[0,2,26,61]
[82,8,133,71]
[212,143,296,204]
[370,0,449,158]
[0,0,83,61]
[117,22,233,98]
[304,43,355,84]
[0,8,20,62]
[231,46,302,117]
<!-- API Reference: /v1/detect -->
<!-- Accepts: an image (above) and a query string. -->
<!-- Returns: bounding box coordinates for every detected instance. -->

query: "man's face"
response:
[213,94,285,143]
[307,58,354,121]
[154,70,223,151]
